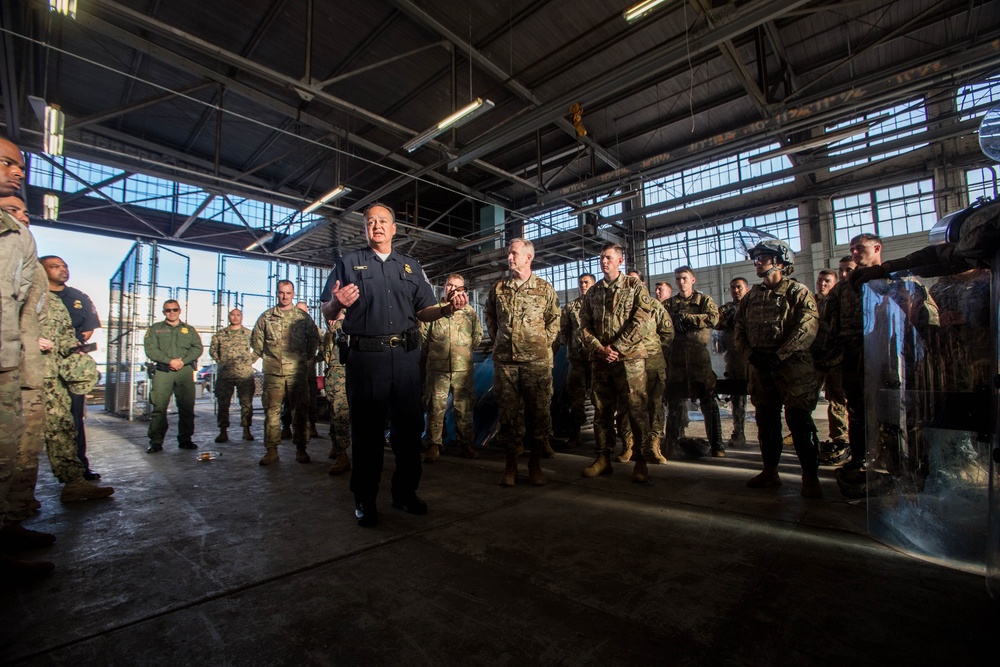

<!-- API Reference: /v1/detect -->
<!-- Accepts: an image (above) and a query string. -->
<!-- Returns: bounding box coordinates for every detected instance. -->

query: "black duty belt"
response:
[349,332,416,352]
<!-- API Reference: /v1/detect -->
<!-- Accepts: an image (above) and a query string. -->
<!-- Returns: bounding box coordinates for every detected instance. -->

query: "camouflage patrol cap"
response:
[60,353,100,395]
[748,239,795,273]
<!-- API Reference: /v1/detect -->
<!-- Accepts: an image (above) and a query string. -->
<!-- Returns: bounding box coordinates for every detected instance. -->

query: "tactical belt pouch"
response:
[350,328,419,352]
[155,362,172,373]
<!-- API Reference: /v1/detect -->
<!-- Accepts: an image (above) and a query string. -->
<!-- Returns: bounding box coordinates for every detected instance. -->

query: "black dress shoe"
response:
[354,502,379,527]
[391,493,428,516]
[178,441,198,450]
[83,470,101,481]
[147,445,163,453]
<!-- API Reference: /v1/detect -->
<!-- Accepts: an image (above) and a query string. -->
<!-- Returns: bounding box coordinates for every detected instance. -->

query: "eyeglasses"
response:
[163,308,180,313]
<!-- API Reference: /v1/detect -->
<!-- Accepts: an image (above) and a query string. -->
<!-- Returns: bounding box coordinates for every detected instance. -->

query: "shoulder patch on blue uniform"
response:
[353,265,367,270]
[404,263,413,274]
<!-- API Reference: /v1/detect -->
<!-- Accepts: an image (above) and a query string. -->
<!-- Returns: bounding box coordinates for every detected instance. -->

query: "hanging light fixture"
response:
[403,98,495,153]
[302,185,351,215]
[43,104,65,156]
[623,0,674,22]
[245,231,275,251]
[42,193,60,221]
[48,0,77,18]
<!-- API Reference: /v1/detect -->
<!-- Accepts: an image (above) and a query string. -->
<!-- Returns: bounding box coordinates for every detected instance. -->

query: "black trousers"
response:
[70,392,89,471]
[345,345,423,503]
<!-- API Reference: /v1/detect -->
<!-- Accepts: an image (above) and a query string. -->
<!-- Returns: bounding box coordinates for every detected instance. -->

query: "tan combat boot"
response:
[582,452,613,478]
[801,473,822,498]
[423,444,441,463]
[632,458,648,483]
[328,451,351,475]
[296,447,311,463]
[615,434,634,462]
[460,444,479,459]
[499,449,518,487]
[280,425,292,440]
[747,467,781,488]
[214,429,228,443]
[259,448,280,466]
[60,478,115,503]
[242,427,254,441]
[528,451,547,486]
[648,434,668,464]
[542,442,556,459]
[309,423,320,439]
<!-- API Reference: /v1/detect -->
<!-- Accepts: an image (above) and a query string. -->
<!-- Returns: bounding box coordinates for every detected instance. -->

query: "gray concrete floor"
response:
[1,401,996,665]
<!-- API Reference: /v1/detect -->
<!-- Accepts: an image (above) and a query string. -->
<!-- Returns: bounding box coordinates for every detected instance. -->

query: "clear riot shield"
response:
[862,271,992,574]
[990,258,1000,600]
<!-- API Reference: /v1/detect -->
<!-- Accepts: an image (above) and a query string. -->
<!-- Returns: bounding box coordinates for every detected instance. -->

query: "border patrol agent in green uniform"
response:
[144,299,204,452]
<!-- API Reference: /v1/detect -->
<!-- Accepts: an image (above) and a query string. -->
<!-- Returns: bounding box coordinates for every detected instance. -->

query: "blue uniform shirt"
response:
[55,285,101,343]
[321,246,437,337]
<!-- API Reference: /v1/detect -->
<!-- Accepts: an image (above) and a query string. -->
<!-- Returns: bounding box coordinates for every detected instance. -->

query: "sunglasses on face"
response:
[163,308,180,313]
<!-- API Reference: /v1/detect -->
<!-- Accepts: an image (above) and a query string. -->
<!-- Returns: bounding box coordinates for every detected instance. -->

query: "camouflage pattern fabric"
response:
[485,273,560,365]
[421,305,482,447]
[60,352,99,395]
[6,388,43,521]
[421,306,482,373]
[493,361,553,453]
[424,370,475,447]
[322,321,350,454]
[43,374,84,482]
[210,325,258,429]
[215,377,255,429]
[0,369,25,523]
[559,297,592,432]
[592,359,649,457]
[663,290,719,398]
[262,372,308,447]
[716,300,748,381]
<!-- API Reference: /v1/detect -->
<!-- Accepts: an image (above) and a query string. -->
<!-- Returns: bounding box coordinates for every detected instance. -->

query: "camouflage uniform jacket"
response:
[145,320,203,368]
[1,209,37,369]
[421,305,483,373]
[734,278,818,361]
[251,306,319,376]
[580,273,654,360]
[663,290,719,350]
[714,300,740,354]
[322,319,345,368]
[486,273,560,365]
[20,261,48,389]
[639,298,675,371]
[40,293,79,380]
[823,275,938,345]
[209,326,257,379]
[559,297,588,362]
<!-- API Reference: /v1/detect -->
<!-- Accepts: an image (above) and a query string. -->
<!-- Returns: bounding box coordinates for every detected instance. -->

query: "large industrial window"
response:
[966,166,999,201]
[831,179,936,245]
[826,101,927,171]
[534,256,601,296]
[643,144,792,212]
[523,207,576,241]
[647,207,800,275]
[957,75,1000,120]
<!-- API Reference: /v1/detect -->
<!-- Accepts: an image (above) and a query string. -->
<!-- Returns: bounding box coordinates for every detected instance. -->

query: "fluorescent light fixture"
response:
[573,191,638,215]
[49,0,77,18]
[43,104,65,156]
[302,185,351,215]
[42,193,60,221]
[455,230,504,250]
[623,0,672,22]
[245,231,275,251]
[747,121,880,164]
[403,98,495,153]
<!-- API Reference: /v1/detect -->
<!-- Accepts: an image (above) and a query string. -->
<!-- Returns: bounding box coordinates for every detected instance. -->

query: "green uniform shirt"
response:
[209,326,257,379]
[251,306,320,376]
[421,305,483,373]
[144,320,204,367]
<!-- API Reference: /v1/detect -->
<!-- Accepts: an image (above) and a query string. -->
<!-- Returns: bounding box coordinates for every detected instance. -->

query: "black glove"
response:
[849,263,890,290]
[748,351,782,371]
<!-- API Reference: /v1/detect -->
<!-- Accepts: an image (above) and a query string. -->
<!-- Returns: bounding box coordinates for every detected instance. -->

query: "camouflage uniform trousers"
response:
[724,351,749,441]
[43,376,85,483]
[617,365,665,446]
[493,361,552,454]
[0,369,25,524]
[565,359,592,433]
[815,367,848,444]
[7,388,44,521]
[215,375,255,429]
[840,338,866,466]
[424,370,475,447]
[325,364,350,454]
[748,350,819,474]
[666,345,720,448]
[592,359,650,459]
[262,372,308,447]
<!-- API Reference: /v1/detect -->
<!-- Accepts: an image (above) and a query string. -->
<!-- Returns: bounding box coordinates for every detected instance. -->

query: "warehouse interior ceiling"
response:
[1,0,999,280]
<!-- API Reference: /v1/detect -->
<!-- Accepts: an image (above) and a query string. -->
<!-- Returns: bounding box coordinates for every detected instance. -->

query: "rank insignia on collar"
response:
[181,327,189,334]
[404,263,413,274]
[354,265,367,270]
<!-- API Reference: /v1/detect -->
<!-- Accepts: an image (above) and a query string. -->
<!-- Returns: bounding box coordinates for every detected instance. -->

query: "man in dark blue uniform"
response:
[40,255,102,481]
[321,203,467,527]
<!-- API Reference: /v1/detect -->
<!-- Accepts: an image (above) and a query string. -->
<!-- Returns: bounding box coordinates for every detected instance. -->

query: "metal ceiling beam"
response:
[384,0,622,170]
[59,171,132,205]
[66,81,215,131]
[445,0,814,172]
[171,193,216,239]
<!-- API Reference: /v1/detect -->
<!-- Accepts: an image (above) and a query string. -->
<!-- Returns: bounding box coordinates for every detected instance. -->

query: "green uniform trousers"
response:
[148,367,196,446]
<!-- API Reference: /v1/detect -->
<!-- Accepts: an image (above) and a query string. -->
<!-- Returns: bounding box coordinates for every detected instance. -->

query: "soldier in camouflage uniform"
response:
[579,245,656,482]
[558,273,596,448]
[322,311,351,475]
[42,280,115,502]
[209,308,258,443]
[252,280,319,466]
[714,277,750,448]
[485,238,560,487]
[811,269,849,463]
[735,239,822,498]
[145,300,204,452]
[663,266,725,456]
[421,273,483,462]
